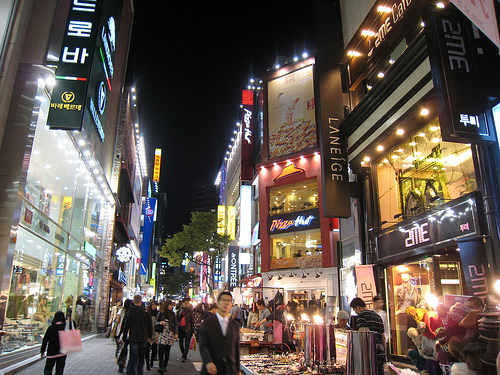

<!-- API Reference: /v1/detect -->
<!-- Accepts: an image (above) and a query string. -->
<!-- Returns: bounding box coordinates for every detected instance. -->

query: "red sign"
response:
[242,89,253,105]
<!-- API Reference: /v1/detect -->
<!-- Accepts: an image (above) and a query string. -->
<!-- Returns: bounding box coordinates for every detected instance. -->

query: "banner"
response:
[139,197,156,275]
[227,206,236,240]
[457,237,490,297]
[217,205,226,236]
[355,265,377,310]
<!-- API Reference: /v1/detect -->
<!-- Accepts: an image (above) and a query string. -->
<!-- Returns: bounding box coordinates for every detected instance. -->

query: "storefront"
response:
[338,0,500,365]
[1,76,113,353]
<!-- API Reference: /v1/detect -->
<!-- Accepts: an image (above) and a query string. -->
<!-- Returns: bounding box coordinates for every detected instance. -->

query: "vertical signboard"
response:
[241,90,254,181]
[267,65,317,159]
[239,184,252,247]
[153,148,162,182]
[217,205,226,236]
[228,246,239,290]
[316,59,351,218]
[423,5,496,143]
[227,206,236,240]
[457,237,490,297]
[140,197,156,275]
[47,0,104,130]
[354,265,377,310]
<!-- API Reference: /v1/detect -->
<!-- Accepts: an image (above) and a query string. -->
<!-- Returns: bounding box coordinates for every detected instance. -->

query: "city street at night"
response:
[1,0,500,374]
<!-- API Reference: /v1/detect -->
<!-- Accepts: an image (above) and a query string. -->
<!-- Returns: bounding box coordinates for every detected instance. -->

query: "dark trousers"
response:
[158,344,172,370]
[146,341,157,366]
[127,341,147,375]
[178,326,192,359]
[44,355,67,375]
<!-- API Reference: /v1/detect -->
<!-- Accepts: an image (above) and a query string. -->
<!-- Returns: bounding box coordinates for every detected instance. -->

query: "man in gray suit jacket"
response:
[198,291,241,375]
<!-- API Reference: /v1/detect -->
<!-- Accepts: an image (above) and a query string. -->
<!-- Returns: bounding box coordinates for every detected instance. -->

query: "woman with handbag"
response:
[40,311,76,375]
[156,300,178,374]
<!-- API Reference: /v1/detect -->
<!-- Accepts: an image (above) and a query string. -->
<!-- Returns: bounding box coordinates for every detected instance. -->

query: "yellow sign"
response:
[153,148,161,182]
[227,206,236,240]
[217,205,226,236]
[61,91,76,103]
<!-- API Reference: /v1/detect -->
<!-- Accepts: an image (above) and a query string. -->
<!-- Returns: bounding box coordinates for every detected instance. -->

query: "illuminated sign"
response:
[84,241,97,259]
[423,5,496,143]
[217,205,226,236]
[116,245,132,263]
[153,148,162,182]
[241,90,254,181]
[47,0,103,131]
[228,246,239,290]
[376,192,479,261]
[227,206,236,240]
[273,163,305,182]
[239,184,252,247]
[267,209,320,234]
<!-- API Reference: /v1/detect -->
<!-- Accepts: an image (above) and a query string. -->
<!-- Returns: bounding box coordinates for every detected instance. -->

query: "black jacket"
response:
[198,314,240,375]
[122,304,152,343]
[41,321,76,356]
[156,310,178,335]
[176,307,194,333]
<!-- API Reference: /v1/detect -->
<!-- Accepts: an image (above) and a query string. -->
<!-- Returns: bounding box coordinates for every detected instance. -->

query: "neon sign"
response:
[269,214,316,232]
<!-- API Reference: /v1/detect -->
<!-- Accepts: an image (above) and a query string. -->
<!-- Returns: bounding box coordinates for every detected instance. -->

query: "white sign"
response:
[450,0,500,50]
[239,184,252,247]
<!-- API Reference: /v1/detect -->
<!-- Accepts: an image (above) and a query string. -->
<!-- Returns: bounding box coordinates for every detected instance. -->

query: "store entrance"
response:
[385,249,464,357]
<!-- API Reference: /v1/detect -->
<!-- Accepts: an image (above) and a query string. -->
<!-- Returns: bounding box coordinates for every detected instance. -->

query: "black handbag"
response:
[155,322,164,333]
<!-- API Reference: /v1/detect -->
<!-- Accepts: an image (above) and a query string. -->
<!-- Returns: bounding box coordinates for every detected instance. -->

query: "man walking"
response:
[176,297,194,362]
[199,291,241,375]
[122,295,152,375]
[350,297,386,375]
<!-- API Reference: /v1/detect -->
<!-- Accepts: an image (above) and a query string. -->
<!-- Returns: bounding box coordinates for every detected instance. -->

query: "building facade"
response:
[0,0,135,350]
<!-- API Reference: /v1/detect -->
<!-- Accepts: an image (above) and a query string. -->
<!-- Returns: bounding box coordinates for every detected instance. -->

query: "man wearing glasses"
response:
[198,291,241,375]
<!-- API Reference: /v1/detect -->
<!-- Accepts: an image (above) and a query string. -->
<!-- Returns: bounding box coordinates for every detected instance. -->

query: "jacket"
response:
[176,307,194,333]
[156,310,178,335]
[122,304,152,343]
[41,321,76,357]
[198,314,240,375]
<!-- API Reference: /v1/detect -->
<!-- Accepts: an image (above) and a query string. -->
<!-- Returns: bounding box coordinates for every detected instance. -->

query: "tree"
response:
[158,211,231,296]
[158,272,197,297]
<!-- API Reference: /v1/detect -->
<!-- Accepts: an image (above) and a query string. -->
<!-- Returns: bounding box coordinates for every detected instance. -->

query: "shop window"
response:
[376,118,477,226]
[270,229,322,270]
[269,179,318,216]
[386,255,463,357]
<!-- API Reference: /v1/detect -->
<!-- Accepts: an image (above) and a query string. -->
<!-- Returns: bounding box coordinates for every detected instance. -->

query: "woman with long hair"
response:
[40,311,74,375]
[116,299,132,373]
[156,300,178,373]
[146,300,159,370]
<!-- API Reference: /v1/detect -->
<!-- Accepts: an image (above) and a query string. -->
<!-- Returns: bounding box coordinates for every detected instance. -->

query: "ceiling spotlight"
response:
[394,213,403,219]
[396,128,405,135]
[315,269,322,278]
[293,56,299,62]
[410,206,420,212]
[275,64,280,69]
[289,271,295,278]
[420,108,430,116]
[302,52,308,58]
[347,50,361,57]
[278,272,283,280]
[302,270,309,279]
[430,195,441,202]
[436,2,445,8]
[268,274,273,281]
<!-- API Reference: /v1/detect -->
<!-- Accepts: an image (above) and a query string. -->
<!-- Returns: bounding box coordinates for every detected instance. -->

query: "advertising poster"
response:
[267,65,317,159]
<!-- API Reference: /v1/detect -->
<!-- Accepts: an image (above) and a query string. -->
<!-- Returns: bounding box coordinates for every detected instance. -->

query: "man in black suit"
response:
[198,291,241,375]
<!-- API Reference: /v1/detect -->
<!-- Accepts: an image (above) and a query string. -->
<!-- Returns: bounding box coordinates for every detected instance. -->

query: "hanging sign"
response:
[228,246,240,290]
[267,208,320,234]
[423,4,496,143]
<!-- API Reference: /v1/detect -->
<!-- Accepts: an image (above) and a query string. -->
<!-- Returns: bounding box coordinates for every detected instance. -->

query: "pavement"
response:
[10,334,203,375]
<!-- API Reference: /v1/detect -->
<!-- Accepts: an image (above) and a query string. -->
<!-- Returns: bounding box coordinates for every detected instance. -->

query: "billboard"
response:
[241,90,254,181]
[153,148,161,182]
[267,65,317,159]
[140,197,156,275]
[217,205,225,236]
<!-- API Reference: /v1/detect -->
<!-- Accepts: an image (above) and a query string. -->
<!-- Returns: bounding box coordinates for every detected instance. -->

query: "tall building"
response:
[0,0,135,349]
[192,179,217,213]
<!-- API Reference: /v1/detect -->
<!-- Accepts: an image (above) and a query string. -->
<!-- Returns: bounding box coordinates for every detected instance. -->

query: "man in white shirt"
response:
[373,296,389,344]
[199,292,241,375]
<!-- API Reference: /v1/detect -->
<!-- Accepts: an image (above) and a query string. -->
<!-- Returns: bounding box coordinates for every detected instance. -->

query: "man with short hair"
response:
[176,297,194,362]
[199,292,241,375]
[350,297,385,375]
[122,295,152,375]
[373,296,389,344]
[255,299,271,333]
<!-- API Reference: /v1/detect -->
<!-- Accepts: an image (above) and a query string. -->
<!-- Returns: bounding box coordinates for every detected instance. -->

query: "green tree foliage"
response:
[158,271,197,297]
[158,211,231,294]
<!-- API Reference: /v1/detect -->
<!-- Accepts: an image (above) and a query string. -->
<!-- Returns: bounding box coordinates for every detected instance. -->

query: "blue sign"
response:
[139,198,156,275]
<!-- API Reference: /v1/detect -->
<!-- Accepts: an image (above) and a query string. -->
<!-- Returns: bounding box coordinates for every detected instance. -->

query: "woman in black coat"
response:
[156,300,178,373]
[41,311,74,375]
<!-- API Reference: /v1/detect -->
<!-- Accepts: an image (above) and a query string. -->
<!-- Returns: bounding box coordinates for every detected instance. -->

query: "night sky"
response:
[126,2,315,235]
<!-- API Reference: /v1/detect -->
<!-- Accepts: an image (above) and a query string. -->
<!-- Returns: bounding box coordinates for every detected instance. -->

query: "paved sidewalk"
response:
[14,334,203,374]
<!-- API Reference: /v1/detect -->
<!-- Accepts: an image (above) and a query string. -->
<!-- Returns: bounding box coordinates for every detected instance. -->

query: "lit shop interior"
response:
[269,178,319,215]
[365,105,481,358]
[4,85,109,351]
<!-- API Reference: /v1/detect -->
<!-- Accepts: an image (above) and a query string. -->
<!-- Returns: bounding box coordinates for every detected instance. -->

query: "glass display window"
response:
[270,229,322,270]
[269,179,318,216]
[385,254,464,357]
[376,118,477,226]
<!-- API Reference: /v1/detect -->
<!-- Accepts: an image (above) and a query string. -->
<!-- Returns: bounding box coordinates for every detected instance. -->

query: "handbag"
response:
[189,335,196,351]
[59,320,82,354]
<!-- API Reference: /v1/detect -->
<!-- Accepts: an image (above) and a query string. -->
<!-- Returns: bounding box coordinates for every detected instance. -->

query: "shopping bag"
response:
[59,321,82,354]
[189,335,196,350]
